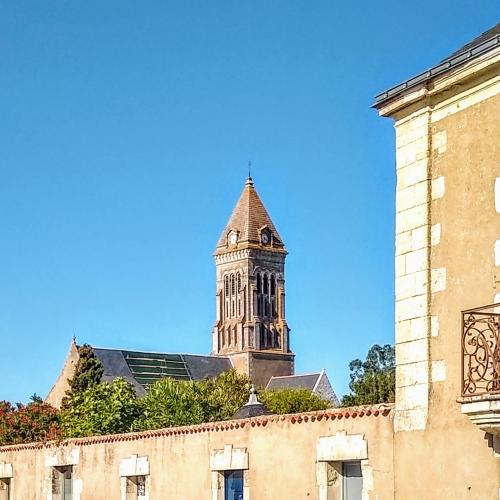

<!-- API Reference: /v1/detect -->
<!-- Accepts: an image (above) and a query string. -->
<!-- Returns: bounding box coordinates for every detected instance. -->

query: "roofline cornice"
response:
[374,34,500,115]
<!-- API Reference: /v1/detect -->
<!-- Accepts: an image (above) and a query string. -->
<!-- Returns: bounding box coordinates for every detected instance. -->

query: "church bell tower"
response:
[213,176,294,387]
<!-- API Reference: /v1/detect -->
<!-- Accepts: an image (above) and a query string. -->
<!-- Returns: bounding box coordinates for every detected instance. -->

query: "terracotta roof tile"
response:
[0,403,393,453]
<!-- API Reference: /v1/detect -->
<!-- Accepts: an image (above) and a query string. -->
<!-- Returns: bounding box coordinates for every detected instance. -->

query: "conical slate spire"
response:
[215,177,285,251]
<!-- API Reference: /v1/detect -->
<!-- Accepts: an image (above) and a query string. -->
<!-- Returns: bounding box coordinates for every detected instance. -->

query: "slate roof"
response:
[232,388,272,419]
[215,177,285,252]
[445,23,500,60]
[374,22,500,107]
[92,347,232,396]
[266,373,320,391]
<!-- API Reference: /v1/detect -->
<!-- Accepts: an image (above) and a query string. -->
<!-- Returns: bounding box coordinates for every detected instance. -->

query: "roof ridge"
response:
[93,346,228,359]
[269,372,321,380]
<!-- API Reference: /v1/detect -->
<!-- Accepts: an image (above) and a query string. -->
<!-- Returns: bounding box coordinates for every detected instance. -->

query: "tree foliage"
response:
[0,400,61,445]
[259,388,330,414]
[62,344,104,410]
[133,369,251,430]
[61,378,142,438]
[1,367,338,443]
[341,344,395,407]
[197,369,251,422]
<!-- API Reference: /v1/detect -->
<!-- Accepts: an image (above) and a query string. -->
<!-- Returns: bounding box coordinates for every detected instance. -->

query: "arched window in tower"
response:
[237,273,241,292]
[271,274,276,296]
[231,274,236,296]
[224,275,230,319]
[256,272,261,293]
[263,273,269,294]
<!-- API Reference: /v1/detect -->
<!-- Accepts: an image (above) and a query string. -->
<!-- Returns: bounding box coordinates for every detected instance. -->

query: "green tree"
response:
[0,400,61,445]
[133,378,204,430]
[63,344,104,408]
[61,378,142,438]
[197,369,251,422]
[341,344,395,407]
[133,370,251,430]
[259,388,330,414]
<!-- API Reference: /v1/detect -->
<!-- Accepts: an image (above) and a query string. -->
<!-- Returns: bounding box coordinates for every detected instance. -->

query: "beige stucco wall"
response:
[380,51,500,499]
[0,407,393,500]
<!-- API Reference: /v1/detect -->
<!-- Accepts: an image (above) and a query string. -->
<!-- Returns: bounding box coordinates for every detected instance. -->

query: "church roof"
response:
[266,373,321,391]
[266,370,339,406]
[92,347,232,396]
[215,177,285,253]
[373,22,500,107]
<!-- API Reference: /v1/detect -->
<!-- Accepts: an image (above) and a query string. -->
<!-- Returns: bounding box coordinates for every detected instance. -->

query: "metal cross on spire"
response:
[246,161,254,186]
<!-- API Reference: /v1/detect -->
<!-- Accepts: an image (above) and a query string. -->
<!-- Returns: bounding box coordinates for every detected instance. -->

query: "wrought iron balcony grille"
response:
[462,304,500,397]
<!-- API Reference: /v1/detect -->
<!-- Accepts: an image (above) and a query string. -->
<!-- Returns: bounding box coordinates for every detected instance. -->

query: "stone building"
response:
[46,176,336,408]
[212,176,295,386]
[372,21,500,498]
[1,22,500,500]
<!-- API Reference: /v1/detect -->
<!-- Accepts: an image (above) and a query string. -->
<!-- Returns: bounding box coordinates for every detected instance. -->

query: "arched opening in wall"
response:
[224,276,229,320]
[267,329,272,348]
[263,273,269,294]
[271,274,276,295]
[231,274,236,296]
[237,273,241,292]
[260,326,266,348]
[256,273,262,293]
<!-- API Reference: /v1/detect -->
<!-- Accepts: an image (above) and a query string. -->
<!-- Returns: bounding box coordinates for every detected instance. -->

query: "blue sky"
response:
[1,2,498,402]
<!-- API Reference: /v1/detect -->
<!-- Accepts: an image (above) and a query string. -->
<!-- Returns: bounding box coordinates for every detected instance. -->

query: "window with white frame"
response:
[0,478,11,500]
[223,470,244,500]
[119,455,149,500]
[320,461,363,500]
[51,465,73,500]
[125,475,147,500]
[342,461,362,500]
[210,445,248,500]
[316,432,368,500]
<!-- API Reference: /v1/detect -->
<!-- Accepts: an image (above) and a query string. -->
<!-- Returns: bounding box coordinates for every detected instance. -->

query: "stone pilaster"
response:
[394,109,432,432]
